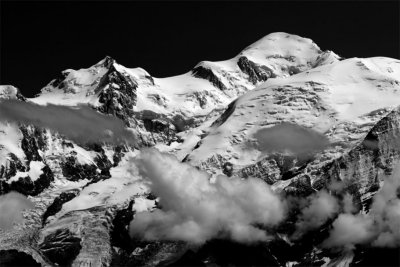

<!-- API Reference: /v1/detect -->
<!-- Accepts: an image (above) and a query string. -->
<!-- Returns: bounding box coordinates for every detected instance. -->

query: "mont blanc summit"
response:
[1,33,400,267]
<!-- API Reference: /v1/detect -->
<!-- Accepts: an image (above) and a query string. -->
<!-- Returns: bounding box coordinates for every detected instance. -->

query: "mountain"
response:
[30,33,338,146]
[0,32,399,267]
[184,57,400,193]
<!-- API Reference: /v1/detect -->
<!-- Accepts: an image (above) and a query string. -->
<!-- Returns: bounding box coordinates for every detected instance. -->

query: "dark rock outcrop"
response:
[60,156,97,182]
[143,118,175,138]
[211,100,237,128]
[0,153,25,180]
[0,249,41,266]
[0,154,26,195]
[192,65,227,91]
[169,239,281,267]
[0,125,53,196]
[237,56,275,84]
[97,60,137,122]
[171,114,196,133]
[352,247,400,267]
[59,146,112,185]
[313,108,400,208]
[113,145,127,167]
[84,143,113,177]
[7,164,54,196]
[134,110,190,145]
[39,229,82,266]
[15,89,27,101]
[238,157,281,184]
[20,126,47,162]
[49,70,70,90]
[42,190,80,225]
[111,200,135,252]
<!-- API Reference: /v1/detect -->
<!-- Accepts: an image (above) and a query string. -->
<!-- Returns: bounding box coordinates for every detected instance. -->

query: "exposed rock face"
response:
[0,125,54,196]
[20,126,47,162]
[169,239,281,267]
[97,62,138,122]
[237,56,275,84]
[90,144,113,177]
[7,164,54,196]
[0,154,26,181]
[0,123,121,266]
[131,110,198,146]
[38,207,115,267]
[61,156,98,182]
[42,190,80,224]
[39,229,82,266]
[110,200,135,252]
[316,107,400,208]
[210,100,237,128]
[0,249,41,266]
[143,117,176,140]
[112,145,127,167]
[192,65,227,91]
[237,157,281,184]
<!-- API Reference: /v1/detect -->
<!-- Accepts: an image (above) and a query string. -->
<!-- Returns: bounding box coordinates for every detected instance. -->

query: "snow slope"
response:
[31,33,339,118]
[182,57,400,174]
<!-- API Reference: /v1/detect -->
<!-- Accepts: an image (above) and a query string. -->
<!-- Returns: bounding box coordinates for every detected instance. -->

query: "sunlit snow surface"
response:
[184,57,400,171]
[7,161,45,184]
[29,33,337,118]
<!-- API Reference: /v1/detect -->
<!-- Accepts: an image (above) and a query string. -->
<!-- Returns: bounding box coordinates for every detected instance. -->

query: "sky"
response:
[0,0,399,97]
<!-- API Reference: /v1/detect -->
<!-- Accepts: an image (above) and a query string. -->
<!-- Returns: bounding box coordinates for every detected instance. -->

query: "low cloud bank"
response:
[323,168,400,249]
[0,99,135,144]
[253,123,330,155]
[128,150,400,251]
[0,192,34,230]
[129,149,287,244]
[292,190,339,239]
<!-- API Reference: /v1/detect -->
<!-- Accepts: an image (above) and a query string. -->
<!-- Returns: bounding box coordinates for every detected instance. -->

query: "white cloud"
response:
[323,166,400,249]
[0,191,34,230]
[0,99,136,145]
[129,149,287,244]
[322,213,375,249]
[253,122,330,155]
[293,190,339,239]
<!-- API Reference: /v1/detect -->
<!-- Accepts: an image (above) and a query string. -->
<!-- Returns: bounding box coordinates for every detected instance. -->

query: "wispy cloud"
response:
[322,167,400,249]
[128,150,400,251]
[292,190,339,239]
[0,99,136,145]
[253,122,330,155]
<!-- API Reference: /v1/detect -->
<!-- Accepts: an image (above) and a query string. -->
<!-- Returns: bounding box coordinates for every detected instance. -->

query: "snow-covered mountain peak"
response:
[187,33,339,99]
[239,32,323,64]
[33,59,112,105]
[181,56,400,176]
[30,33,338,118]
[95,55,116,69]
[313,50,341,67]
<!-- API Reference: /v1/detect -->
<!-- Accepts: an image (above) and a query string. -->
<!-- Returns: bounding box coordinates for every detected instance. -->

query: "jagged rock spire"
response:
[97,55,116,69]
